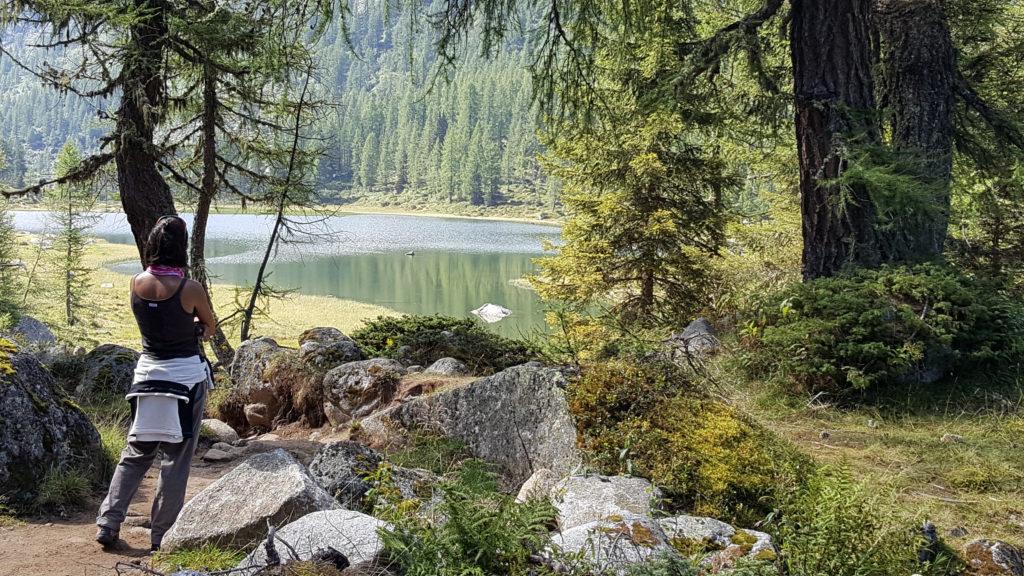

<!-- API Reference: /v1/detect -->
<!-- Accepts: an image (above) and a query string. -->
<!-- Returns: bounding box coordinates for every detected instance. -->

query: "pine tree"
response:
[0,203,18,329]
[535,82,733,327]
[47,140,97,327]
[359,133,379,191]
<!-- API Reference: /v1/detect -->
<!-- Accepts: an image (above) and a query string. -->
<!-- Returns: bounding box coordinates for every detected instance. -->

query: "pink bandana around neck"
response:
[146,265,185,278]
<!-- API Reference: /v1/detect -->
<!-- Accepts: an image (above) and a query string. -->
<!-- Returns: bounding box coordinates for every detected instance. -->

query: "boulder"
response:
[202,448,232,463]
[664,318,720,362]
[552,514,678,576]
[75,344,139,398]
[201,418,239,444]
[424,357,469,376]
[387,466,442,515]
[237,510,390,576]
[244,403,273,431]
[659,514,736,550]
[0,348,101,509]
[298,327,364,370]
[358,365,581,489]
[161,449,339,551]
[704,529,777,571]
[308,441,384,510]
[659,515,777,569]
[4,316,55,346]
[230,337,283,408]
[551,475,662,530]
[322,359,404,427]
[516,468,560,503]
[964,539,1024,576]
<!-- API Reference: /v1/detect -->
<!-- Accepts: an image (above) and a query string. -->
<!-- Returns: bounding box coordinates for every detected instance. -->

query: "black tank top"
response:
[131,276,202,360]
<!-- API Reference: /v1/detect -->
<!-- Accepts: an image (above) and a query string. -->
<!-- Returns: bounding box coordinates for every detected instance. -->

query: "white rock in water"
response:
[471,303,512,323]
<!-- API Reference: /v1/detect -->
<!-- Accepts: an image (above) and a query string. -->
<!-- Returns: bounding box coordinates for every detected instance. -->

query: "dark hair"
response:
[144,215,189,268]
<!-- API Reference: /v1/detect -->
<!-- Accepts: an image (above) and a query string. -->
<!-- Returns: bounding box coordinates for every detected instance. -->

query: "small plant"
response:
[778,466,952,576]
[387,431,470,475]
[152,545,246,571]
[351,314,537,374]
[376,459,557,576]
[35,467,91,511]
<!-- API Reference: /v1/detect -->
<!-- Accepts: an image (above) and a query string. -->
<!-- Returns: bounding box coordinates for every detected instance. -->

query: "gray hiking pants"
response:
[96,384,206,547]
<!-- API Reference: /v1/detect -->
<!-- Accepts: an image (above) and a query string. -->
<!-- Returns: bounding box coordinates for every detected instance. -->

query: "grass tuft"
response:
[152,545,246,571]
[35,467,91,511]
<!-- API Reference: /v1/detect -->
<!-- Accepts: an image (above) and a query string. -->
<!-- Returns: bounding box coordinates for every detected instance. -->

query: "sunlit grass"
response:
[711,352,1024,548]
[152,544,247,571]
[17,235,398,349]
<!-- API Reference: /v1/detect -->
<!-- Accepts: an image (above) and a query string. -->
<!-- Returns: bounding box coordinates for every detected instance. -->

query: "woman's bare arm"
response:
[184,281,217,339]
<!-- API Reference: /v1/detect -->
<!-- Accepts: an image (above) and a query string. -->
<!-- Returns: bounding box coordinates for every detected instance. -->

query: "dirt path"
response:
[0,437,323,576]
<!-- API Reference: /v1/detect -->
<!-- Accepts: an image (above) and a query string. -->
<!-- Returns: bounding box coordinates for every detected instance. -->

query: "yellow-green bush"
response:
[568,360,808,523]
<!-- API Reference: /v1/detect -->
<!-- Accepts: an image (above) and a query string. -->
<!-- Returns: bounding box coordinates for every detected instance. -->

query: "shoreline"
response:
[7,201,564,228]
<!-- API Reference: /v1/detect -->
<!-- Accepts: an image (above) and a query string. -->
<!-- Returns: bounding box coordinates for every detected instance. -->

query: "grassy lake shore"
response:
[16,236,398,349]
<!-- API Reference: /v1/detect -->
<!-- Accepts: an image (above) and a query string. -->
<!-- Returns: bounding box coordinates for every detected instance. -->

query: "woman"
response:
[95,215,217,552]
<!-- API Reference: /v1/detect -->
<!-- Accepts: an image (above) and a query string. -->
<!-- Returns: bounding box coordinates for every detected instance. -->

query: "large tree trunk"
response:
[791,0,882,279]
[875,0,956,260]
[191,63,236,365]
[116,0,176,263]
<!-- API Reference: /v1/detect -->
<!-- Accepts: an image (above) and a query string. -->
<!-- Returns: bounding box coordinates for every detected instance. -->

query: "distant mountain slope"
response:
[0,3,557,211]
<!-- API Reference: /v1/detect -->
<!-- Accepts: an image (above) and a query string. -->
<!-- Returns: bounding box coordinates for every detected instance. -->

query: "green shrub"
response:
[778,466,950,576]
[568,360,809,524]
[375,459,557,576]
[35,467,91,511]
[351,314,537,374]
[743,264,1024,395]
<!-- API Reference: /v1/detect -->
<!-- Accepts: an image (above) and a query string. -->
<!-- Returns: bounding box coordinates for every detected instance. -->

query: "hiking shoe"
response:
[96,526,119,547]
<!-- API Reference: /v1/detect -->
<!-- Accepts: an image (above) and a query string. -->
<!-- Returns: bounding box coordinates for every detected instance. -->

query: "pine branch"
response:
[956,72,1024,151]
[677,0,785,86]
[1,153,114,198]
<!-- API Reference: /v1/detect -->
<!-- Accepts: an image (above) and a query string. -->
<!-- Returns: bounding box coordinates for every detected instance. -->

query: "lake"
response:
[10,211,561,337]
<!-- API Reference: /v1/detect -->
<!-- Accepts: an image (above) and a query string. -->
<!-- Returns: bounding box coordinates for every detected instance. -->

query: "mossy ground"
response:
[713,352,1024,548]
[15,235,398,349]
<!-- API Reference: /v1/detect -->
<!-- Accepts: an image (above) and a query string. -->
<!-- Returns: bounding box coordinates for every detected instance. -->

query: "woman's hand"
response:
[198,322,215,341]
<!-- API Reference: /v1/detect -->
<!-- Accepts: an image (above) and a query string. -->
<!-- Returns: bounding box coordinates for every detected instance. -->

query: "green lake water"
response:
[11,211,561,337]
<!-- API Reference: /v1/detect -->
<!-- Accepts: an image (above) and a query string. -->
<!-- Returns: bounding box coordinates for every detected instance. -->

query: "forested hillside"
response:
[0,2,555,211]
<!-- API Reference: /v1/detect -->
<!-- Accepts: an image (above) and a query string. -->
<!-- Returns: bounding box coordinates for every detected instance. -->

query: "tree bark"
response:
[116,0,176,263]
[875,0,956,260]
[791,0,882,279]
[191,62,236,365]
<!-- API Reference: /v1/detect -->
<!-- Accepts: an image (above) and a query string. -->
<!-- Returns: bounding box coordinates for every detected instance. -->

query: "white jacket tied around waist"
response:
[127,354,214,444]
